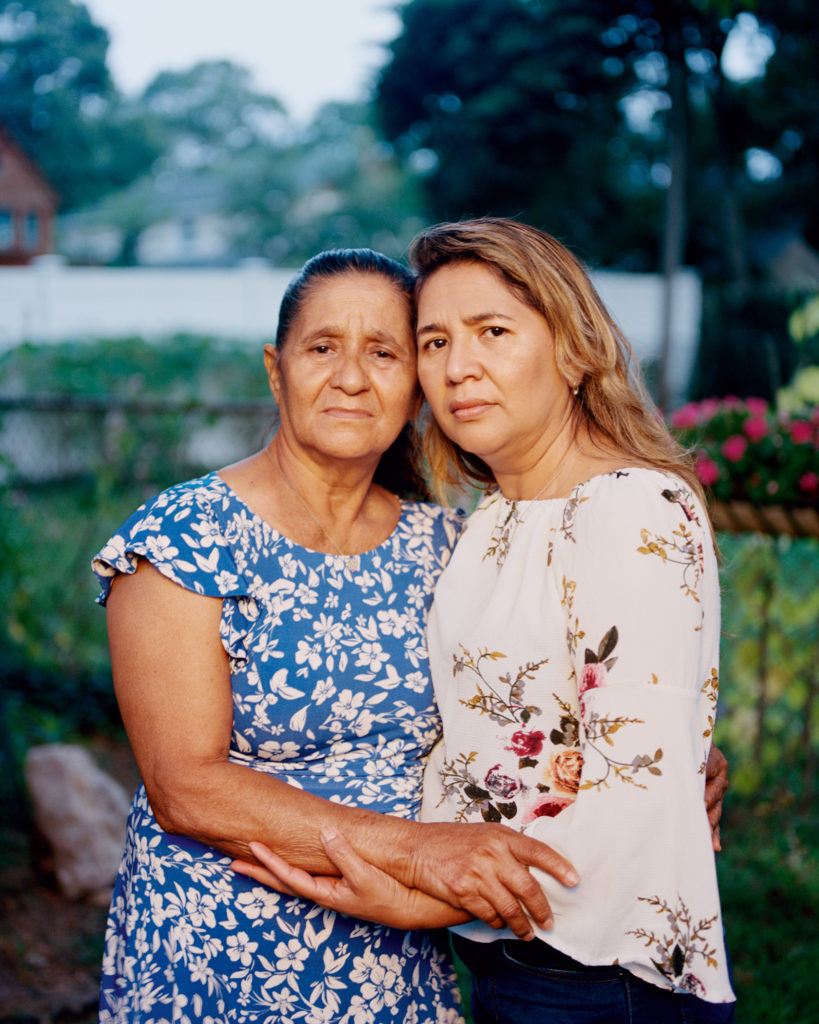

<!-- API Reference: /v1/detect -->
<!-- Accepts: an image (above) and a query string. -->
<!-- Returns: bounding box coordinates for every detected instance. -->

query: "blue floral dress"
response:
[92,472,465,1024]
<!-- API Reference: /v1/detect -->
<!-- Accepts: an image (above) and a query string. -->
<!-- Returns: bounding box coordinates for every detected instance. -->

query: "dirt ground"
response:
[0,737,140,1024]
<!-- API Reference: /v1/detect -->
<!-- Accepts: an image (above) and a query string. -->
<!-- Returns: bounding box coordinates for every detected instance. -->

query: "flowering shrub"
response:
[670,397,819,507]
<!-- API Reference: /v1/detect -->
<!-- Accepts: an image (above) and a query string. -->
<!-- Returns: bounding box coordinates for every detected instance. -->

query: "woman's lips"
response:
[450,400,494,421]
[323,408,372,419]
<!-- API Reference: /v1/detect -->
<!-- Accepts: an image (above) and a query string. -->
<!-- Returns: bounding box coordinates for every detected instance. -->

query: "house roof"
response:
[0,124,59,207]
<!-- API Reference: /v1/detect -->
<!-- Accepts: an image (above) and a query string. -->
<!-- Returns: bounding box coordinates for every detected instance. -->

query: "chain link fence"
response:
[0,393,278,487]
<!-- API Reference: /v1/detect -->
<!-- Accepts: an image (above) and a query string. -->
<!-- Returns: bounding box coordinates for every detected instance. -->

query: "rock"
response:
[24,743,130,901]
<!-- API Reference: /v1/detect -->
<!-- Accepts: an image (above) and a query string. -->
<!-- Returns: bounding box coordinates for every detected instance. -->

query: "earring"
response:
[571,383,580,396]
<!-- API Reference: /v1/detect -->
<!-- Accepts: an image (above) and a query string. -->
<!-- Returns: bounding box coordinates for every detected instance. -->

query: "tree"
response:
[225,101,427,265]
[0,0,159,209]
[376,0,819,402]
[139,60,287,168]
[376,0,634,264]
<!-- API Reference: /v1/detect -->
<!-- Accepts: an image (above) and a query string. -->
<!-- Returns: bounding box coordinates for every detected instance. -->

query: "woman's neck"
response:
[268,435,380,528]
[492,426,624,502]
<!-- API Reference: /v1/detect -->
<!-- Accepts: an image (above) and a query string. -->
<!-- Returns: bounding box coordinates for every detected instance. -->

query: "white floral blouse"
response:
[421,468,735,1005]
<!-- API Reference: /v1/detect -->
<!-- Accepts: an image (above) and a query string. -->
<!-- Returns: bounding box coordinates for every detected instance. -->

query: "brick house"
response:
[0,126,58,265]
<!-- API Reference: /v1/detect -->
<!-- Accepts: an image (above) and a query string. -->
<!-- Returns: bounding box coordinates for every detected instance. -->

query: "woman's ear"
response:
[264,344,281,401]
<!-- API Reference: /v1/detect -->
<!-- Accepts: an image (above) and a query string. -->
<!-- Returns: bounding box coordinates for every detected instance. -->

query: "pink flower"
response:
[670,403,701,430]
[721,435,748,463]
[743,417,768,443]
[699,398,723,421]
[521,795,573,825]
[484,764,521,800]
[579,662,608,695]
[745,397,769,417]
[506,729,545,757]
[695,454,719,486]
[799,472,819,494]
[789,420,813,445]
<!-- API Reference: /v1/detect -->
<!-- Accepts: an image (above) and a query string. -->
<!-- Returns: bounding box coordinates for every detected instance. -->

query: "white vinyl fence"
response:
[0,256,702,404]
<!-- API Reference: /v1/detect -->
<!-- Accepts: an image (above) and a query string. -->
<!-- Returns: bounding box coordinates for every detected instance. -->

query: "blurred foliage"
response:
[716,796,818,1024]
[377,0,645,265]
[223,101,429,266]
[0,0,161,209]
[374,0,819,403]
[4,1,818,404]
[670,396,819,506]
[0,333,271,400]
[376,0,819,278]
[716,533,819,804]
[712,532,819,1019]
[0,336,276,818]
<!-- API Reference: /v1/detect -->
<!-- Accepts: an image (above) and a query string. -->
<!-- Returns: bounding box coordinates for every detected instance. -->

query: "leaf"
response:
[648,766,663,776]
[598,625,619,661]
[584,647,598,664]
[519,756,538,769]
[464,784,490,800]
[481,804,502,823]
[549,728,565,745]
[497,801,518,819]
[654,749,663,761]
[289,706,307,731]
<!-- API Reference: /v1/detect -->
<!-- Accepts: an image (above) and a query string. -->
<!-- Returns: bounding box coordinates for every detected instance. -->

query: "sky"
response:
[81,0,403,122]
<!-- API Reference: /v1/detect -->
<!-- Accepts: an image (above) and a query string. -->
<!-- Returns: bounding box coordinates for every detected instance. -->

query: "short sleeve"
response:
[91,476,247,604]
[522,471,734,1003]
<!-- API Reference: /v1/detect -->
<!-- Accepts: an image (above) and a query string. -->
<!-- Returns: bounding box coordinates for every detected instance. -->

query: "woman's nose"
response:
[332,352,369,392]
[445,338,483,384]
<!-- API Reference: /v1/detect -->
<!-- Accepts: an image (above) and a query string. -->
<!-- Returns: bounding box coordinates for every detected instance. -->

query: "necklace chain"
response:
[506,442,583,518]
[263,446,361,569]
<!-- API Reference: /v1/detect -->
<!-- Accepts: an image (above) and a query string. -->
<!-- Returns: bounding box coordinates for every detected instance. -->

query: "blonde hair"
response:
[409,217,706,508]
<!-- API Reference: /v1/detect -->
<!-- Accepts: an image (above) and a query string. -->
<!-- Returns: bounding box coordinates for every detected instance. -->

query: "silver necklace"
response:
[263,446,361,571]
[504,442,583,520]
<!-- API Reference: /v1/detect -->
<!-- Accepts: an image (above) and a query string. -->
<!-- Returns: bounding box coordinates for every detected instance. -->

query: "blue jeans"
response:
[452,935,735,1024]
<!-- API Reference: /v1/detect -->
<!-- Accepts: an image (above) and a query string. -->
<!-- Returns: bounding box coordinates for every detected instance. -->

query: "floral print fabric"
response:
[421,469,735,1005]
[92,473,465,1024]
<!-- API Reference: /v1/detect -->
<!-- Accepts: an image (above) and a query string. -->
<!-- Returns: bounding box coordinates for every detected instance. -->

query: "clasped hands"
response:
[232,820,577,938]
[232,745,728,937]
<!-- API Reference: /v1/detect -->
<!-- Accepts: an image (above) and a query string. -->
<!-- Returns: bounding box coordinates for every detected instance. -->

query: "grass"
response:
[717,797,819,1022]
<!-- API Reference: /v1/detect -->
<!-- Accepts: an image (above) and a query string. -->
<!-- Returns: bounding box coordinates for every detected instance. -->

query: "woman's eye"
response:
[486,326,507,338]
[422,337,447,352]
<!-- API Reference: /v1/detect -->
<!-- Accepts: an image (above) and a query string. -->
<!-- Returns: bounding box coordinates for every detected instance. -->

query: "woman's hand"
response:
[232,831,471,930]
[705,744,729,851]
[380,820,578,939]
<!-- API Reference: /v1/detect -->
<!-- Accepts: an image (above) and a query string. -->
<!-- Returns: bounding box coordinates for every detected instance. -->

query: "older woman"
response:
[244,221,736,1024]
[92,247,578,1024]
